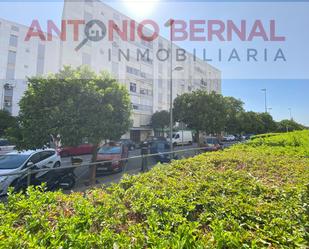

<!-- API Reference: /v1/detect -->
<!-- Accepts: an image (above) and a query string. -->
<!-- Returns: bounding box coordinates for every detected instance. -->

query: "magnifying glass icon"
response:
[75,19,107,51]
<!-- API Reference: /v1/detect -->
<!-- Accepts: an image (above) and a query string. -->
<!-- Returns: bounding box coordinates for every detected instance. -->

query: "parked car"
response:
[119,139,136,150]
[150,140,172,163]
[223,135,236,141]
[0,139,15,155]
[0,149,61,196]
[201,137,223,152]
[244,134,255,140]
[58,143,94,157]
[141,136,167,147]
[12,164,76,193]
[171,131,193,146]
[95,142,129,174]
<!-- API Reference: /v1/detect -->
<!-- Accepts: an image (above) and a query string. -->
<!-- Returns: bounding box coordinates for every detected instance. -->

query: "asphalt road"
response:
[61,143,200,191]
[60,141,238,192]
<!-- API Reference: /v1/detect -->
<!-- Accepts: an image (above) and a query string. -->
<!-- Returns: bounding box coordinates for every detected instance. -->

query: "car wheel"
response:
[59,176,75,190]
[53,161,61,168]
[117,163,124,173]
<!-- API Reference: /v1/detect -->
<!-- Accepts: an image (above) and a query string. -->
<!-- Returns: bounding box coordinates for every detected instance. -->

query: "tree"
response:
[237,111,264,134]
[258,112,277,133]
[151,110,170,135]
[277,119,305,132]
[224,97,244,134]
[174,90,228,144]
[0,110,18,137]
[18,66,132,182]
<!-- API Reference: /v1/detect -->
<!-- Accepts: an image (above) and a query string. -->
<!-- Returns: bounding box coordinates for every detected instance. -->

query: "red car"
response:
[58,143,94,157]
[95,142,129,173]
[201,137,223,152]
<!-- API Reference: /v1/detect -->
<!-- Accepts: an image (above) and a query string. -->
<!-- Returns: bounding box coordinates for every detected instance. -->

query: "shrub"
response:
[0,131,308,248]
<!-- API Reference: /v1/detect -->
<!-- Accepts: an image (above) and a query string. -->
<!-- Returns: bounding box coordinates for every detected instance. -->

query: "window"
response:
[158,63,163,74]
[4,96,12,107]
[158,78,163,88]
[29,153,41,164]
[140,88,147,95]
[7,50,16,64]
[11,25,19,32]
[130,83,137,93]
[40,151,55,160]
[9,35,18,47]
[6,67,15,79]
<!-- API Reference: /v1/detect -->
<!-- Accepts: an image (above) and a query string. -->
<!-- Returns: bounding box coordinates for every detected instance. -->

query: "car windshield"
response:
[206,138,217,144]
[98,146,121,154]
[0,154,29,170]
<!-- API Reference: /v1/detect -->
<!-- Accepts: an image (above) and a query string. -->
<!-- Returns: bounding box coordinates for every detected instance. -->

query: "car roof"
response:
[7,148,55,156]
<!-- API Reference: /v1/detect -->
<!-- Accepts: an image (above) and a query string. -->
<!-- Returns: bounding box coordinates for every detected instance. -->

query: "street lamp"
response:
[165,19,184,153]
[261,88,267,113]
[288,108,292,120]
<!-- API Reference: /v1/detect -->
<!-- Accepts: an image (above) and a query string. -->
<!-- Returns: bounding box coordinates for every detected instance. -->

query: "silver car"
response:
[0,149,61,196]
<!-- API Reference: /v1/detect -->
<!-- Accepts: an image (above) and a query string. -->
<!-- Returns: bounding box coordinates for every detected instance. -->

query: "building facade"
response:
[0,0,221,142]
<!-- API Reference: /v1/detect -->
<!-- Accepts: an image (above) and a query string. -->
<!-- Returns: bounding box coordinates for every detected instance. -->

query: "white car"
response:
[0,149,61,196]
[0,139,15,155]
[223,135,236,141]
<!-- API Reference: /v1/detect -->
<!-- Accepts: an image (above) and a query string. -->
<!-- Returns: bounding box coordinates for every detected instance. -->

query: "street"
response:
[61,142,237,192]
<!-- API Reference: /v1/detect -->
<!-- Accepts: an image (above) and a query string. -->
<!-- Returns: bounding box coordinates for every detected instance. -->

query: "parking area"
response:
[60,141,238,192]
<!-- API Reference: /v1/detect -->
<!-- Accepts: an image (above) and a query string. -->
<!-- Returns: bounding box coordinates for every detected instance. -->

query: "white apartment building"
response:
[0,18,60,116]
[0,0,221,142]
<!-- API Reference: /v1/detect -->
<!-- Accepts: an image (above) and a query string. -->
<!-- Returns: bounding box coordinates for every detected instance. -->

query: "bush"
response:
[0,131,308,248]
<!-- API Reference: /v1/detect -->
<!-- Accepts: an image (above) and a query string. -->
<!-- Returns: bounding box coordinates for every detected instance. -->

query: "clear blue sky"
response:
[0,0,308,125]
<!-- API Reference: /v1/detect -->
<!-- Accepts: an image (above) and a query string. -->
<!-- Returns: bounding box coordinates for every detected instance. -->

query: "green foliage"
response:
[276,119,306,132]
[174,90,228,135]
[0,131,308,248]
[224,97,244,134]
[0,110,18,138]
[151,110,170,132]
[15,66,132,149]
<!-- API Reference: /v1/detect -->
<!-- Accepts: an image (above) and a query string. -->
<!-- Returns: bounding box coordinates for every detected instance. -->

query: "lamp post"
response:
[165,19,184,152]
[288,108,292,120]
[261,88,267,113]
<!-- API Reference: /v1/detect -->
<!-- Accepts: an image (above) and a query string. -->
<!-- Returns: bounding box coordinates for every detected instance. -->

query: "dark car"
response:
[201,137,223,152]
[150,140,172,163]
[119,139,136,150]
[141,136,167,147]
[95,142,129,174]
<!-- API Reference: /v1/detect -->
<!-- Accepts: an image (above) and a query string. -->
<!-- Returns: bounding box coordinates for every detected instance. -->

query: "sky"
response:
[0,0,308,125]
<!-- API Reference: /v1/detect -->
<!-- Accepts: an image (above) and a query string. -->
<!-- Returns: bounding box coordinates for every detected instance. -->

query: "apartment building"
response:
[0,0,221,142]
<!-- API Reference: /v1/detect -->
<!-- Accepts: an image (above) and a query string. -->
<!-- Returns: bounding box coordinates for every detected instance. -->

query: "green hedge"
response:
[0,131,308,248]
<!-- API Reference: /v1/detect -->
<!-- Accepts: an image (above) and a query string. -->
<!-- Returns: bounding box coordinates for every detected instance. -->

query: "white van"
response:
[172,131,193,146]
